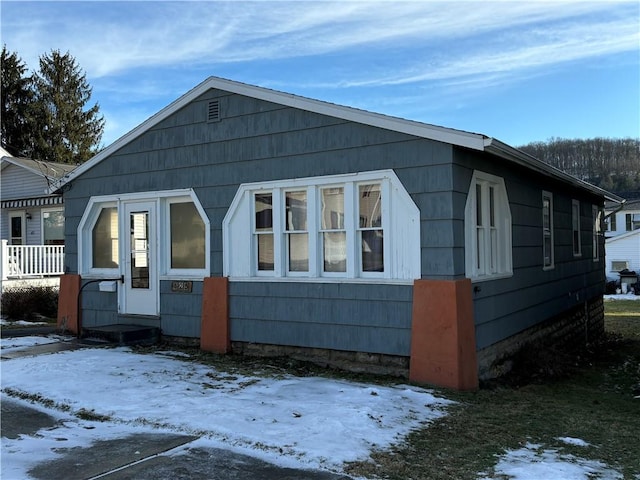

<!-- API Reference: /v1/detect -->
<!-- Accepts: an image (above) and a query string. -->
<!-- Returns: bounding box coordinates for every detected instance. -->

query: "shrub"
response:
[1,286,58,321]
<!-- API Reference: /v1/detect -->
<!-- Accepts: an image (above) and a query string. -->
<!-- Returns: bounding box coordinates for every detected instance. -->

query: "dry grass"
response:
[345,300,640,479]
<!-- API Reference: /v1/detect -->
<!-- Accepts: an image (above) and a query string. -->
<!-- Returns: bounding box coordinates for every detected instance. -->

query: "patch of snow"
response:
[0,335,61,353]
[0,319,49,326]
[557,437,591,447]
[1,348,453,474]
[481,442,623,480]
[155,350,192,358]
[604,294,640,301]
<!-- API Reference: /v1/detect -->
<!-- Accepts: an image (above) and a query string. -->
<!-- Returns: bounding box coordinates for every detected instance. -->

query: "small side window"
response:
[542,192,554,269]
[92,207,119,269]
[170,202,205,269]
[572,200,581,257]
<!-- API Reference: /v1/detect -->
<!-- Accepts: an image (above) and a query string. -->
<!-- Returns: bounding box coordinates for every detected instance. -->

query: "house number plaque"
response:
[171,281,193,293]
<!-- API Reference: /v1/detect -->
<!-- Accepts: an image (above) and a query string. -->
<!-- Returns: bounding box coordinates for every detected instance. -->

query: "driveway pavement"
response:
[1,331,352,480]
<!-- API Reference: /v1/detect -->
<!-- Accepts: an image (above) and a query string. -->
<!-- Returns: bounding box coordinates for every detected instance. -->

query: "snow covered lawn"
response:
[1,344,452,474]
[1,337,632,479]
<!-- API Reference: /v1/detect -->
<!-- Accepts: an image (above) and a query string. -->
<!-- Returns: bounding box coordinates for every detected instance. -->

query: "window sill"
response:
[468,272,513,283]
[228,276,415,285]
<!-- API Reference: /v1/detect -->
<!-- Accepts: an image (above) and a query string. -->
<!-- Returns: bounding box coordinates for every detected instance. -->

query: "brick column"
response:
[410,278,478,391]
[58,274,81,334]
[200,277,230,353]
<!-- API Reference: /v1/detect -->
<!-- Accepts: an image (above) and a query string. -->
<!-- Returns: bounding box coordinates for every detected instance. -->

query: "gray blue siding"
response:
[64,87,606,358]
[452,148,605,350]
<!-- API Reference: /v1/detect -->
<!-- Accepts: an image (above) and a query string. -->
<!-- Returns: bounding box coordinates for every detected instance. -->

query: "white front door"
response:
[122,201,158,316]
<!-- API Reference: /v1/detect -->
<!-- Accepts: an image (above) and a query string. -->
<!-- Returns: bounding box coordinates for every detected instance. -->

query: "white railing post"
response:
[1,239,8,281]
[0,244,65,278]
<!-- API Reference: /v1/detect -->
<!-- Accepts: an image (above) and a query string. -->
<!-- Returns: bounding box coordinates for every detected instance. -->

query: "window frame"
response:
[464,170,513,282]
[223,170,420,283]
[542,191,554,270]
[611,260,629,272]
[592,205,601,262]
[41,207,65,246]
[164,196,209,277]
[572,200,582,257]
[78,189,209,280]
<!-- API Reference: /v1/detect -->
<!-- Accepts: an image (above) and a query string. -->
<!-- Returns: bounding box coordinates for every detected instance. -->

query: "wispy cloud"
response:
[5,1,637,83]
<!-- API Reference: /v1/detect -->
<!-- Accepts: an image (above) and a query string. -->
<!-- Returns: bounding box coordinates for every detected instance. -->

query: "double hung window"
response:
[572,200,582,257]
[465,171,512,281]
[320,187,346,273]
[542,192,554,269]
[592,205,601,261]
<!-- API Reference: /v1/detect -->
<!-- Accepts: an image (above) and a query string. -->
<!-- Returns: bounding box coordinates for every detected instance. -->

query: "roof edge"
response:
[483,138,625,204]
[50,76,487,192]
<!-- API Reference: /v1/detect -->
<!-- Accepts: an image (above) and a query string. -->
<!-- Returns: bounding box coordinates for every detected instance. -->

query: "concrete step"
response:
[82,324,160,346]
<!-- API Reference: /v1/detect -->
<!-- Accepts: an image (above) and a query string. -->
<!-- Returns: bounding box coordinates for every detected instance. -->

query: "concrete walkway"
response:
[1,333,352,480]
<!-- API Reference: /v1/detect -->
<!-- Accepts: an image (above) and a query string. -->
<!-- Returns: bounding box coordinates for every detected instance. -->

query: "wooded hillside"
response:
[518,137,640,199]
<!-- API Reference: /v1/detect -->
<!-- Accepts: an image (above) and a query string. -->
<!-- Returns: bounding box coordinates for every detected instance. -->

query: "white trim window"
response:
[41,208,65,245]
[572,200,582,257]
[592,205,601,262]
[465,170,512,281]
[223,170,420,282]
[78,189,210,279]
[542,191,554,270]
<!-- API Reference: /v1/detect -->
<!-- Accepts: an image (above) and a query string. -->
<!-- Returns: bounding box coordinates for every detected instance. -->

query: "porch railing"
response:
[1,240,65,280]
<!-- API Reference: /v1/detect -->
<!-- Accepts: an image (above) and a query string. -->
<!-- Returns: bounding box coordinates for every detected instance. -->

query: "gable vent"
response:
[207,100,221,122]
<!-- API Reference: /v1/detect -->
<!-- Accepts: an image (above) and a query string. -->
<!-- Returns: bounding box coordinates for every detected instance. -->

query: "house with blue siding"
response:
[53,77,623,390]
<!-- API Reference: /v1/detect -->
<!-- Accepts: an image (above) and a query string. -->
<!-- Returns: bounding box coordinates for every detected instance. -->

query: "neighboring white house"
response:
[1,148,75,282]
[605,198,640,283]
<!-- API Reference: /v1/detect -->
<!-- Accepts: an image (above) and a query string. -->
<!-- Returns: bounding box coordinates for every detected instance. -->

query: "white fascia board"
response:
[606,229,640,244]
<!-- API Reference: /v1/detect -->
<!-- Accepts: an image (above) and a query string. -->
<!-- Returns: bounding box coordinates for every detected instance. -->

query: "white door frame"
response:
[120,200,159,316]
[9,211,26,245]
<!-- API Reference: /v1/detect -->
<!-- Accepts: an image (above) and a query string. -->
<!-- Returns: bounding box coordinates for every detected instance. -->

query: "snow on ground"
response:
[1,344,452,474]
[604,294,640,301]
[0,318,50,326]
[0,335,65,353]
[1,337,631,479]
[481,442,624,480]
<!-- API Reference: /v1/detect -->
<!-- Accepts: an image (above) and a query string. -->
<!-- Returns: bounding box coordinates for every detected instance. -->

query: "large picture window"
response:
[223,170,420,282]
[465,171,512,281]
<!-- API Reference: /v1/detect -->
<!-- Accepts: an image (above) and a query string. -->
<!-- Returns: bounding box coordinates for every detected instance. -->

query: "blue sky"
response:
[2,1,639,148]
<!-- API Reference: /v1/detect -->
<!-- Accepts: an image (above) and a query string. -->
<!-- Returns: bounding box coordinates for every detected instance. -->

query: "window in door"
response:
[130,211,149,289]
[9,215,23,245]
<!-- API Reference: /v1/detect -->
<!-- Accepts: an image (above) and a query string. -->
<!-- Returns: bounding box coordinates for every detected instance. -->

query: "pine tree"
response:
[1,45,34,156]
[31,50,104,164]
